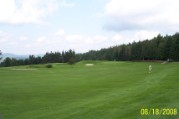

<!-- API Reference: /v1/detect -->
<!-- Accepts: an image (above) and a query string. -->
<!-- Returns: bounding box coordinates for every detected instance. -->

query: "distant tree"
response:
[29,55,36,64]
[3,57,11,67]
[42,51,63,63]
[163,37,172,60]
[68,57,76,65]
[17,59,25,66]
[24,59,29,65]
[11,58,18,66]
[75,53,83,62]
[173,33,179,61]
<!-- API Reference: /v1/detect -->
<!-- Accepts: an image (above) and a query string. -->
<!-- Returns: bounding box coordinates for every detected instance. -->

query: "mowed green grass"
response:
[0,61,179,119]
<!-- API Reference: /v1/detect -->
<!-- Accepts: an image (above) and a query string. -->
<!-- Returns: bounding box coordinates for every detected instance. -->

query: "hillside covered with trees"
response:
[1,33,179,67]
[77,33,179,61]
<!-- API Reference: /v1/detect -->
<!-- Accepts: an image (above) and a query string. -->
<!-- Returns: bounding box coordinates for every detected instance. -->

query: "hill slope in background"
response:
[1,53,28,60]
[77,33,179,61]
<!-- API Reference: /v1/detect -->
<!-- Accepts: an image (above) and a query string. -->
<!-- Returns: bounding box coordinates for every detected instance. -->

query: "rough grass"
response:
[0,61,179,119]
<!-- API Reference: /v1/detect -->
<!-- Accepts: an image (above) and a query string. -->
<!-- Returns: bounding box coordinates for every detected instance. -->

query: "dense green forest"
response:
[77,33,179,61]
[1,33,179,67]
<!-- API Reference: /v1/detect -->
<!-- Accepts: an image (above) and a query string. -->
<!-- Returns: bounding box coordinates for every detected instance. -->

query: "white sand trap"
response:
[161,61,167,64]
[85,64,94,66]
[11,68,37,71]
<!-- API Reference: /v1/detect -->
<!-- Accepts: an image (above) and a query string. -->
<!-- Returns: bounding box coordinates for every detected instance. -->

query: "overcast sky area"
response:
[0,0,179,55]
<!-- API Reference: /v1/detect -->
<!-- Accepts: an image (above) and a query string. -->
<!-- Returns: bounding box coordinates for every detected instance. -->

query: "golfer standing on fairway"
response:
[149,65,152,73]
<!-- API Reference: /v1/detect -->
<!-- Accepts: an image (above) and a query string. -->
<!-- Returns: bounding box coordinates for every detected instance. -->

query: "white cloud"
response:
[55,29,83,44]
[24,44,32,49]
[37,36,49,43]
[0,29,160,54]
[55,30,108,45]
[0,39,7,43]
[60,0,75,7]
[108,30,159,47]
[44,29,110,53]
[112,34,122,41]
[94,35,107,42]
[134,30,159,40]
[56,29,65,36]
[9,41,18,45]
[111,34,124,44]
[104,0,179,33]
[19,36,28,41]
[0,31,9,42]
[0,0,60,24]
[66,34,83,43]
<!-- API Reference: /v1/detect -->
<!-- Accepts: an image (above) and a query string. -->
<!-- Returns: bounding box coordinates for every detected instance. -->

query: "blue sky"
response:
[0,0,179,55]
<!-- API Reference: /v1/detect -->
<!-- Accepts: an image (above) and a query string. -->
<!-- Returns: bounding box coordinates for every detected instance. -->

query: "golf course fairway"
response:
[0,61,178,119]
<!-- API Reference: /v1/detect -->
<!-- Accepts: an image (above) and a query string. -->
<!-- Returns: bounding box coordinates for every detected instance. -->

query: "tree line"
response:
[0,33,179,67]
[76,33,179,61]
[0,49,75,67]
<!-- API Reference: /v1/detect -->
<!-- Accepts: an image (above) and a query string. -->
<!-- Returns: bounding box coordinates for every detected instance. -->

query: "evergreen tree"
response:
[3,57,12,67]
[68,57,76,65]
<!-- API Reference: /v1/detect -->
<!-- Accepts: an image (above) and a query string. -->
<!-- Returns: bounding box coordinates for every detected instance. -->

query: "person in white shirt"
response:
[149,65,152,73]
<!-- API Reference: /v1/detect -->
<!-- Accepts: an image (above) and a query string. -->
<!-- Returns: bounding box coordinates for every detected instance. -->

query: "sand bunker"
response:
[161,61,167,64]
[85,64,94,66]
